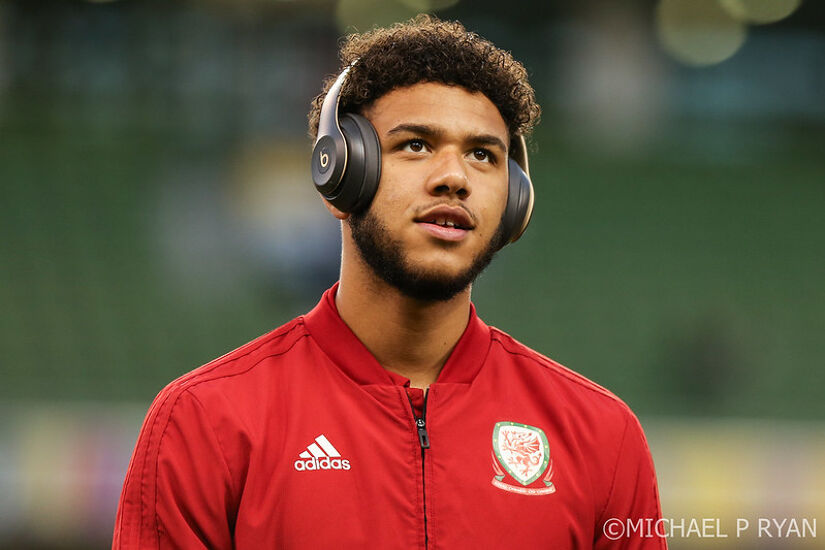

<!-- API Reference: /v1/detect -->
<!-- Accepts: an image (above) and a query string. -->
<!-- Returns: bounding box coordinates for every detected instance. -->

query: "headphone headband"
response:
[316,66,350,142]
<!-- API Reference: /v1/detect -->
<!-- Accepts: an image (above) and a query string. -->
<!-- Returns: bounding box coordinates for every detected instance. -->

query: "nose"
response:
[425,148,470,199]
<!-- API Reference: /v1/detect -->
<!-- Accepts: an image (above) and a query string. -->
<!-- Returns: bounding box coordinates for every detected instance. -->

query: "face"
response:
[346,82,510,302]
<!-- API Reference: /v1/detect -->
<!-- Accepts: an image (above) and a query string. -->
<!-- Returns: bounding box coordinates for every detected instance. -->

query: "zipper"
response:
[408,389,430,548]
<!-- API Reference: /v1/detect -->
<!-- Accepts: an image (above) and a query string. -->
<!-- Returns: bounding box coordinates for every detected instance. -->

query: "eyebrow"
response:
[386,123,508,154]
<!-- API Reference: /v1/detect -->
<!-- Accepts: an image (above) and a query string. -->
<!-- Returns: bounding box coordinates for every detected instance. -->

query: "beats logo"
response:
[319,149,330,172]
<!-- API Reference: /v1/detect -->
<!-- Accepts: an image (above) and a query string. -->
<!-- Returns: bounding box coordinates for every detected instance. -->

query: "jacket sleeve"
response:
[594,411,667,550]
[112,387,236,549]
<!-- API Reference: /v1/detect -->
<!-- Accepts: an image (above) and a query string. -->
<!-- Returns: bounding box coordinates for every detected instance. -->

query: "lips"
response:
[414,205,475,242]
[414,206,474,231]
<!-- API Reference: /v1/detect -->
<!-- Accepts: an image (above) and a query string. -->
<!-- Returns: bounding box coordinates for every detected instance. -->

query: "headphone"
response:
[311,65,534,247]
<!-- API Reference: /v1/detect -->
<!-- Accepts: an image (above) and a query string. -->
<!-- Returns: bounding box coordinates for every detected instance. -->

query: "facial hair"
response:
[348,207,506,302]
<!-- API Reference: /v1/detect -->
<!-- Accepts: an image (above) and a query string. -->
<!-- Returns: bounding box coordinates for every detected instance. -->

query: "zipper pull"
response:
[416,417,430,449]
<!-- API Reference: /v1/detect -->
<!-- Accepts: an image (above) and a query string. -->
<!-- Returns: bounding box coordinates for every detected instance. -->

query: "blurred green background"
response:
[1,0,823,548]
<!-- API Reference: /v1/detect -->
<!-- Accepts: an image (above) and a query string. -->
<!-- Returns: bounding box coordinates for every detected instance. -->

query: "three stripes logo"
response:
[293,434,351,472]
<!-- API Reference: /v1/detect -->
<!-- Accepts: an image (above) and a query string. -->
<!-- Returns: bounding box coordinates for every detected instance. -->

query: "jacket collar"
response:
[302,282,491,386]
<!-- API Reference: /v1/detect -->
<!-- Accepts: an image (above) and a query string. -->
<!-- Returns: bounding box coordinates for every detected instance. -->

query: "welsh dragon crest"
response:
[491,421,556,495]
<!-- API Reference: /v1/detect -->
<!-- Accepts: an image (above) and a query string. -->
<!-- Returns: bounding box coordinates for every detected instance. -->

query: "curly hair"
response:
[308,15,540,144]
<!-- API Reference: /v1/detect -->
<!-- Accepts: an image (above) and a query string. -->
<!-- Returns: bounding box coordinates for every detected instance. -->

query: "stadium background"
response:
[1,0,823,548]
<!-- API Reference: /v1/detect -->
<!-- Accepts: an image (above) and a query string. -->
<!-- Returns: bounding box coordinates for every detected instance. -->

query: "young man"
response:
[113,16,665,549]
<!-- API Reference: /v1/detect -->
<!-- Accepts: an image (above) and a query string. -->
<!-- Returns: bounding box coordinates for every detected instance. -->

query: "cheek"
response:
[477,183,509,232]
[371,162,420,213]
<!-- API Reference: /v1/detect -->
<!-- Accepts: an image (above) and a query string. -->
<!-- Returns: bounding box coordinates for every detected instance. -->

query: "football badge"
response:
[491,421,556,495]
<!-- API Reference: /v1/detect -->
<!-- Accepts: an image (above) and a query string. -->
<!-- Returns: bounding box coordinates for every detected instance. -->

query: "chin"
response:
[405,249,477,276]
[409,264,471,286]
[349,208,502,302]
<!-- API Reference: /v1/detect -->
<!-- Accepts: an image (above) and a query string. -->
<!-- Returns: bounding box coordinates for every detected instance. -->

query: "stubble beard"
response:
[348,208,506,302]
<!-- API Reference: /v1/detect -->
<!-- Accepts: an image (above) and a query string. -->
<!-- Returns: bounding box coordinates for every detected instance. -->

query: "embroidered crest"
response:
[491,421,556,495]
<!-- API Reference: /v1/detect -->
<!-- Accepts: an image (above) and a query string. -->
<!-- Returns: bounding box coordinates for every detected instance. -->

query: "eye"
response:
[471,148,494,163]
[402,139,427,153]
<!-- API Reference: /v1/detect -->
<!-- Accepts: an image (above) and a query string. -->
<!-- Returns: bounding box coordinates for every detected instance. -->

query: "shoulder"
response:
[488,326,637,423]
[486,326,655,491]
[151,316,310,409]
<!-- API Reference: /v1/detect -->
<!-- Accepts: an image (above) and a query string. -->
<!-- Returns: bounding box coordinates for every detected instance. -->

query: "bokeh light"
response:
[719,0,802,25]
[656,0,747,67]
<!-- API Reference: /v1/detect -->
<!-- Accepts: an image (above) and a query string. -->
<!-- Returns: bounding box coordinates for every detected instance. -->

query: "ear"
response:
[322,197,350,220]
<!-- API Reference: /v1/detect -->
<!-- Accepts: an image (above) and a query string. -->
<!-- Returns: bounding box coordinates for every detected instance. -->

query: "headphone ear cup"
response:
[325,113,381,213]
[500,158,534,247]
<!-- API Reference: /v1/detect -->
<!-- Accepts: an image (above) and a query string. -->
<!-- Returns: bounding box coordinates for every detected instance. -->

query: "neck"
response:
[335,250,471,389]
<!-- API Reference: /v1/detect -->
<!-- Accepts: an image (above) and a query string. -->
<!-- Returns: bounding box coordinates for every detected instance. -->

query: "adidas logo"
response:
[293,434,351,472]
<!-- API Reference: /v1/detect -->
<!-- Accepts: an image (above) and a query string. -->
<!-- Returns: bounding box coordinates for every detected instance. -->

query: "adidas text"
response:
[293,457,351,471]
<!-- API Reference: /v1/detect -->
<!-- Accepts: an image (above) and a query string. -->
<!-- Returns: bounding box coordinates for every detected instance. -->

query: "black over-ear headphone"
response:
[311,65,534,246]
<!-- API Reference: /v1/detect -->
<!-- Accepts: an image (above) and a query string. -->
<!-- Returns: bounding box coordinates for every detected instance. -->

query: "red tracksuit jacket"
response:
[113,284,665,549]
